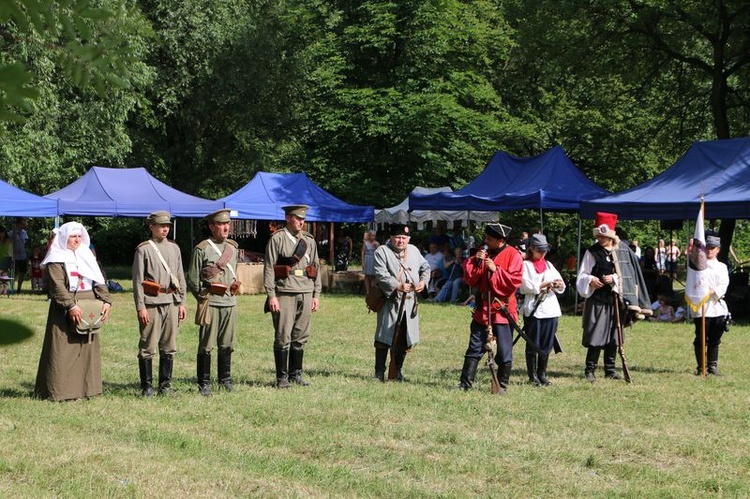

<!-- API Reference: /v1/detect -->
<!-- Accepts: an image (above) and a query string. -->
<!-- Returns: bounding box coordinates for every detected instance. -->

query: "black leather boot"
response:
[157,354,173,395]
[274,348,290,388]
[197,353,212,396]
[537,354,551,386]
[458,356,479,390]
[374,348,387,382]
[604,344,620,379]
[394,350,407,381]
[289,348,311,386]
[498,364,512,394]
[138,357,154,397]
[526,352,540,386]
[218,348,234,391]
[694,343,704,375]
[585,347,600,383]
[707,344,720,375]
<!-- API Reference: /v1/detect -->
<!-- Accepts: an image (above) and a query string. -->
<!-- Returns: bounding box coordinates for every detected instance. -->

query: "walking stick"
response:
[614,295,632,383]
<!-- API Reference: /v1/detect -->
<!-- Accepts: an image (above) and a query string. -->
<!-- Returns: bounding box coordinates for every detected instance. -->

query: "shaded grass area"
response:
[1,292,748,497]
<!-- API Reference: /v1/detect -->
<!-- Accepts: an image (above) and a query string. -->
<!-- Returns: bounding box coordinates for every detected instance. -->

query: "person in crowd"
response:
[666,239,681,274]
[29,247,44,293]
[429,221,451,250]
[334,230,353,271]
[0,226,11,274]
[361,229,380,295]
[691,231,730,375]
[264,205,321,388]
[0,270,10,295]
[651,294,675,323]
[423,241,444,297]
[457,222,523,393]
[8,217,28,293]
[448,221,465,251]
[434,246,465,303]
[187,209,240,396]
[132,211,187,397]
[520,234,565,386]
[34,222,112,401]
[656,239,667,274]
[632,239,642,260]
[372,223,430,382]
[576,212,627,382]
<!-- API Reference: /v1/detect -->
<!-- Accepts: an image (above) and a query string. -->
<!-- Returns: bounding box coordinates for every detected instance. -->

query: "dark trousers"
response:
[693,316,725,347]
[524,316,558,356]
[465,320,513,366]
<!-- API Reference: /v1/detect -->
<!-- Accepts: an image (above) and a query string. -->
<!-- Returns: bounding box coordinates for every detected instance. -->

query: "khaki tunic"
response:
[132,238,187,359]
[34,263,112,401]
[187,238,239,353]
[373,243,431,347]
[264,228,321,349]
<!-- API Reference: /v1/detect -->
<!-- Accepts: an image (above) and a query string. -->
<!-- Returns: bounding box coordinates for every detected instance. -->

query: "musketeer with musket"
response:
[264,205,321,388]
[458,222,523,393]
[188,209,242,396]
[372,223,430,382]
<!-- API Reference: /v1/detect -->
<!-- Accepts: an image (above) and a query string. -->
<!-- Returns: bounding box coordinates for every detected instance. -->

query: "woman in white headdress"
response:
[34,222,112,401]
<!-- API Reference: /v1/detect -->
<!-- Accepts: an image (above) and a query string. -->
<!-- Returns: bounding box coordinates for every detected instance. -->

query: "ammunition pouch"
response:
[274,265,291,279]
[305,265,317,279]
[208,282,229,296]
[142,280,161,297]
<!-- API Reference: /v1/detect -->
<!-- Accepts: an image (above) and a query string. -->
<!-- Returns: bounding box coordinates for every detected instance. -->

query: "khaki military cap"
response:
[146,210,172,225]
[205,209,232,223]
[282,204,309,219]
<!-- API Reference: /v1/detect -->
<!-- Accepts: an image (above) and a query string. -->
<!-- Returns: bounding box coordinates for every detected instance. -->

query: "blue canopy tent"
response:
[45,166,224,217]
[218,172,374,222]
[409,146,610,214]
[581,138,750,220]
[0,179,58,217]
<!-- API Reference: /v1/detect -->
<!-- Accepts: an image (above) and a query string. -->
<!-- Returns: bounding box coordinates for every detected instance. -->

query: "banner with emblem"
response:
[685,201,710,312]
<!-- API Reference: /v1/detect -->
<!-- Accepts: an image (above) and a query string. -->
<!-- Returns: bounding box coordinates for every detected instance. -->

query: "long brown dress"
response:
[34,263,111,401]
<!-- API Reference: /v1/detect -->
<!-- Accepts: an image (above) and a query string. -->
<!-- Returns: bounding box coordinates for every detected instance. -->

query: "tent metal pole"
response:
[173,218,177,239]
[575,214,582,315]
[539,207,544,233]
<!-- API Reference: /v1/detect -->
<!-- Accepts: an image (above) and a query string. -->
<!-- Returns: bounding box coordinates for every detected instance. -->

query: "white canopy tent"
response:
[375,186,499,230]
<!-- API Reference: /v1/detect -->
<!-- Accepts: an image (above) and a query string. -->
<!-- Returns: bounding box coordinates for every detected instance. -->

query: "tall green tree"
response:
[0,0,153,193]
[294,0,528,207]
[129,0,308,198]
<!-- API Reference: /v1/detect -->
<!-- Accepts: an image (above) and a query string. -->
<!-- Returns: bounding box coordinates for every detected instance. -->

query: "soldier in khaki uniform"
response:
[187,209,240,396]
[264,205,321,388]
[132,211,187,396]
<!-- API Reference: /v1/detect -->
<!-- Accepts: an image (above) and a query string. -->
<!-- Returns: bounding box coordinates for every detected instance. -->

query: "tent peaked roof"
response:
[0,179,58,217]
[580,138,750,220]
[376,186,498,229]
[409,146,610,212]
[45,166,223,217]
[218,172,374,222]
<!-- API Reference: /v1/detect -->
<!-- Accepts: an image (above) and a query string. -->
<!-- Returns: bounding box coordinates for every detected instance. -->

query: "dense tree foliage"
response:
[1,0,750,263]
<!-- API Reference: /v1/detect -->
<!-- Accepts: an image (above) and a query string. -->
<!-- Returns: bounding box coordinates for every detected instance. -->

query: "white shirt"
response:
[693,257,729,318]
[576,247,620,299]
[520,259,564,318]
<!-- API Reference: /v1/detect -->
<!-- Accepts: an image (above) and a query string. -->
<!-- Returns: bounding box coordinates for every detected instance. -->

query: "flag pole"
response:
[701,304,706,378]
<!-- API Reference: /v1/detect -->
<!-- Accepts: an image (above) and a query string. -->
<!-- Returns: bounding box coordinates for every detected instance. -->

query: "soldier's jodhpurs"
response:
[197,305,237,354]
[272,292,312,350]
[138,303,179,359]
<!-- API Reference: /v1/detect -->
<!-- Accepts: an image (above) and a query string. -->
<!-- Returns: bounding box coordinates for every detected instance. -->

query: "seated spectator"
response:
[423,242,444,297]
[651,294,675,322]
[433,247,465,303]
[673,306,687,323]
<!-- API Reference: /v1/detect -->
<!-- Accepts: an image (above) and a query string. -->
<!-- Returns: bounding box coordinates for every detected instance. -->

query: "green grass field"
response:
[1,288,748,498]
